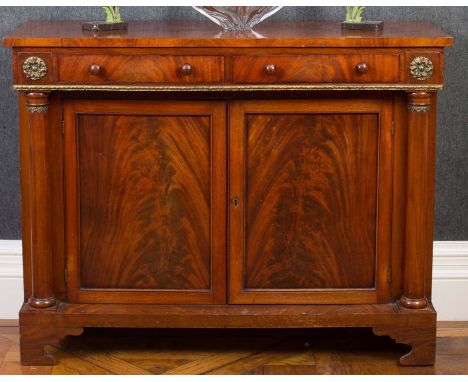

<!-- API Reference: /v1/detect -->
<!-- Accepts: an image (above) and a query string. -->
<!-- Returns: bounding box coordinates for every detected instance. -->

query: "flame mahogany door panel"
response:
[229,99,393,304]
[64,100,227,304]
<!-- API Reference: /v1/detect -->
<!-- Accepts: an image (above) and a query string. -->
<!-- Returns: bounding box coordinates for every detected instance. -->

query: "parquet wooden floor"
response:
[0,323,467,374]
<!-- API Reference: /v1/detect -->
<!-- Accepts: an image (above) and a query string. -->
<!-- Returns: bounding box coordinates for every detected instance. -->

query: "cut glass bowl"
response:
[192,6,282,31]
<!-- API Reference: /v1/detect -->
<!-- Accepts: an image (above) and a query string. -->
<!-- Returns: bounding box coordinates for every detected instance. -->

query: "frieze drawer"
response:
[58,54,225,84]
[233,54,401,84]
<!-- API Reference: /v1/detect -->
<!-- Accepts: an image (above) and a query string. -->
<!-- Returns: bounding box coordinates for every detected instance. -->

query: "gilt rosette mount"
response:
[410,56,433,81]
[22,56,47,81]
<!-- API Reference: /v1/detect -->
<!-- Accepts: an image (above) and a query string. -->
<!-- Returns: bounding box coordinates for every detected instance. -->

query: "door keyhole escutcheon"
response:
[232,197,240,208]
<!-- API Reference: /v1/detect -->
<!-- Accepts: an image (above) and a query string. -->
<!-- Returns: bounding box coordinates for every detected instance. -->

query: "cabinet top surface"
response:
[3,20,453,48]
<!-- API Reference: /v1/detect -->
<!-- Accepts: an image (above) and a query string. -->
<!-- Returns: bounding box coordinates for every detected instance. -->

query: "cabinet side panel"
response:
[49,93,65,300]
[391,94,407,301]
[19,92,32,302]
[425,94,437,299]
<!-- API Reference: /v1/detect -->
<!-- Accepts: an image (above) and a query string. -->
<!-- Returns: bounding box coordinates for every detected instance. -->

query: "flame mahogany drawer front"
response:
[233,54,401,83]
[58,54,225,84]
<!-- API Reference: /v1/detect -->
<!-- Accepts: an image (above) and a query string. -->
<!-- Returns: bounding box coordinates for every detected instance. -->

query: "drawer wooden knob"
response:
[355,62,369,74]
[264,64,277,75]
[88,64,102,75]
[180,63,193,76]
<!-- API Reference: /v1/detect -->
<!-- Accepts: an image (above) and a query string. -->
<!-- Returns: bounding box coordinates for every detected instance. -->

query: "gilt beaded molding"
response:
[408,104,431,113]
[26,105,48,113]
[13,83,444,92]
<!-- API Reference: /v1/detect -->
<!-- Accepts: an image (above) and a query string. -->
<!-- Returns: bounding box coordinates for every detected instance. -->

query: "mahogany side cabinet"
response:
[3,20,453,366]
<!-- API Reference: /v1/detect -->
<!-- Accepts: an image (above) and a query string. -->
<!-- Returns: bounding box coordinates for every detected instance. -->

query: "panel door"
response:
[229,99,393,304]
[64,100,226,304]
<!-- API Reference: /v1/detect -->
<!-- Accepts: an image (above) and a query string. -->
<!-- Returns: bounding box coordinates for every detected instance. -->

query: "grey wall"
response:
[0,7,467,240]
